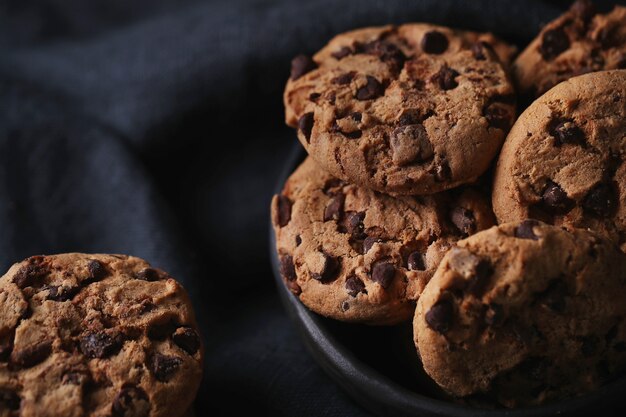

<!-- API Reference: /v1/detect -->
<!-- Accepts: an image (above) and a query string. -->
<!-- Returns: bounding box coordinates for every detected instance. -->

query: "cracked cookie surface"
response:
[513,0,626,99]
[271,157,495,325]
[0,253,203,417]
[284,24,516,196]
[493,70,626,252]
[414,221,626,407]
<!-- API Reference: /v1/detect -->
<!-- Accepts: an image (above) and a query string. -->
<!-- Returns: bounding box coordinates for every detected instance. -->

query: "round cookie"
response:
[493,70,626,251]
[0,254,203,417]
[284,24,516,196]
[414,221,626,407]
[271,157,496,325]
[513,0,626,99]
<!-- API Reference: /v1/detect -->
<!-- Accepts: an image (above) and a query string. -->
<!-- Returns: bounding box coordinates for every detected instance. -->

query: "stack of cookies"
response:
[271,0,626,408]
[0,254,202,417]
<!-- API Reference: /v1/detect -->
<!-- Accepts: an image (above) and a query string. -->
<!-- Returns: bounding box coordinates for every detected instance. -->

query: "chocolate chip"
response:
[421,30,449,54]
[542,180,574,215]
[87,260,109,283]
[331,71,356,85]
[312,253,340,283]
[308,92,321,102]
[360,40,406,71]
[431,66,459,90]
[345,276,367,297]
[450,207,476,237]
[332,46,353,60]
[0,389,20,411]
[172,327,201,355]
[47,285,80,301]
[147,320,179,340]
[135,268,162,281]
[279,254,297,282]
[298,112,314,142]
[371,263,395,289]
[425,299,454,333]
[472,41,494,60]
[515,219,541,240]
[448,248,493,296]
[549,119,585,146]
[583,183,617,218]
[295,235,302,246]
[540,27,570,61]
[274,195,292,227]
[362,237,380,254]
[397,109,426,126]
[12,263,47,289]
[467,261,493,297]
[324,193,345,222]
[483,102,512,130]
[148,353,183,382]
[290,54,317,80]
[485,303,504,326]
[390,124,433,166]
[407,252,426,271]
[355,75,384,100]
[11,340,52,368]
[344,130,362,140]
[340,211,366,239]
[79,332,123,359]
[112,384,150,417]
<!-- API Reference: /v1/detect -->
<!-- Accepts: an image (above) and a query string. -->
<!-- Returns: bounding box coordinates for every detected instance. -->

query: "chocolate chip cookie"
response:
[0,254,203,417]
[493,70,626,251]
[271,157,495,325]
[513,0,626,98]
[415,221,626,407]
[284,24,516,196]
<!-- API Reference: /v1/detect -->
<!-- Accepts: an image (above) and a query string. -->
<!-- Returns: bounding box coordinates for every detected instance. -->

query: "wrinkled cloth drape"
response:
[1,0,622,415]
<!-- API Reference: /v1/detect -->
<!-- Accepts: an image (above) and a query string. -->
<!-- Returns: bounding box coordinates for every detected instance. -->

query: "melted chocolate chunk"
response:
[149,353,183,382]
[13,262,47,289]
[274,195,292,227]
[582,183,617,218]
[340,211,366,240]
[355,76,384,100]
[312,253,340,283]
[324,193,345,222]
[112,384,150,417]
[431,66,459,90]
[450,207,476,237]
[331,46,353,60]
[542,180,574,215]
[407,251,426,271]
[79,332,123,359]
[86,260,109,283]
[426,299,454,333]
[290,54,317,80]
[172,327,201,355]
[540,27,570,60]
[279,254,297,282]
[331,71,356,85]
[298,112,314,142]
[515,219,541,240]
[135,268,163,281]
[363,237,380,254]
[371,263,396,289]
[548,119,585,146]
[421,30,449,54]
[345,276,367,297]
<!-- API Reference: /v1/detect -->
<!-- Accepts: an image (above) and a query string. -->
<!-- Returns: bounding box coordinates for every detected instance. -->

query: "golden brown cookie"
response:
[284,24,516,196]
[513,0,626,98]
[271,157,495,325]
[415,221,626,407]
[0,254,203,417]
[493,70,626,251]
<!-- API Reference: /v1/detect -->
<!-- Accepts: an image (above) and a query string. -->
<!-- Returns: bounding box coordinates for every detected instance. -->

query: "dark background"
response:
[0,0,623,415]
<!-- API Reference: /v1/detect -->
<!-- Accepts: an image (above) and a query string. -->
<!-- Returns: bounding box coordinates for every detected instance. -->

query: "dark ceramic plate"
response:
[269,144,626,417]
